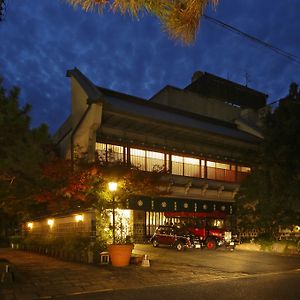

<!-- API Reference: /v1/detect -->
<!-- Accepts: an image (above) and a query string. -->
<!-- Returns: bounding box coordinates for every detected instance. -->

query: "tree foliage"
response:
[237,83,300,234]
[0,77,52,219]
[35,155,166,214]
[33,154,166,245]
[66,0,219,44]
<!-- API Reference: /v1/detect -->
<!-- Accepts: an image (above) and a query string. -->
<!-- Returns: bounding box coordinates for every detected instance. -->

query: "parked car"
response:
[164,213,238,250]
[150,225,200,251]
[187,222,236,250]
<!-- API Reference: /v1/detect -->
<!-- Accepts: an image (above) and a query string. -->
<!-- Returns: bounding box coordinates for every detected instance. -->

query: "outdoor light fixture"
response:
[75,214,84,222]
[108,181,118,192]
[27,222,33,230]
[47,219,54,227]
[108,181,118,243]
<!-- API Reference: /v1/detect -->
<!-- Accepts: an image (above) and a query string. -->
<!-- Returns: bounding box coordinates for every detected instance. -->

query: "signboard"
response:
[124,196,234,215]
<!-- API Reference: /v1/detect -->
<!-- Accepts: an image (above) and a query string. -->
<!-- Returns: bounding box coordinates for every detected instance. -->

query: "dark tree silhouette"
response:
[237,82,300,235]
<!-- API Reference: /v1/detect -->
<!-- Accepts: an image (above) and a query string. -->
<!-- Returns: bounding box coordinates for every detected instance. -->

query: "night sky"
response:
[1,0,299,133]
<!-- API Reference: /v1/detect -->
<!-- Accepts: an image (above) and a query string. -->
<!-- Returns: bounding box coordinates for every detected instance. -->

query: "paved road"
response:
[134,244,300,274]
[0,245,299,299]
[62,270,300,300]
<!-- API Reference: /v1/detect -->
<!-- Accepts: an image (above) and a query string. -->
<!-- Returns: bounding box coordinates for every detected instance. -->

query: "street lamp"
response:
[108,181,118,244]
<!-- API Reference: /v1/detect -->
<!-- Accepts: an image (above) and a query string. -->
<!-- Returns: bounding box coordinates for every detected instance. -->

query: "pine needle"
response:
[65,0,219,44]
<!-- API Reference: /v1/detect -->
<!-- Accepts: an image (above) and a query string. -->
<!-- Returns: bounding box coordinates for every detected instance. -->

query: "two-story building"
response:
[50,68,267,241]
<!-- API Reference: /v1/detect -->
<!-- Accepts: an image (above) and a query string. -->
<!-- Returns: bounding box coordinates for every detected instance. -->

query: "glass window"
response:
[236,165,251,183]
[184,157,200,177]
[238,166,251,173]
[207,160,235,181]
[130,148,146,170]
[207,161,215,168]
[96,142,251,184]
[216,162,230,170]
[172,155,184,163]
[146,212,166,237]
[200,160,205,178]
[171,155,184,175]
[207,160,216,179]
[95,143,106,161]
[106,144,124,162]
[146,150,165,171]
[95,143,124,162]
[207,219,224,229]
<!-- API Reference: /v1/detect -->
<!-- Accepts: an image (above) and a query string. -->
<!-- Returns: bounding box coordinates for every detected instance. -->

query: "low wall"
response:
[236,241,299,255]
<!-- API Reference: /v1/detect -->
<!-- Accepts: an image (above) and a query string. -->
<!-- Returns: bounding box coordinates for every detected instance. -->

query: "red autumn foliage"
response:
[34,157,166,214]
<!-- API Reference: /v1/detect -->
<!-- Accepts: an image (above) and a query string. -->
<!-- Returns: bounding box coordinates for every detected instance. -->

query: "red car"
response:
[150,225,193,251]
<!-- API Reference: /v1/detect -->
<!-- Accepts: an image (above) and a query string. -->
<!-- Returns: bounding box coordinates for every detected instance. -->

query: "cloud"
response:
[0,0,299,133]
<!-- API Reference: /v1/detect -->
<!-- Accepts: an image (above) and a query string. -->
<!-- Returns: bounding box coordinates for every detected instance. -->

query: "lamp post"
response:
[108,181,118,244]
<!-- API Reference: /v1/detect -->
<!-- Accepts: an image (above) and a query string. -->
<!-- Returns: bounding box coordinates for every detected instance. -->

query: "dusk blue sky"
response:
[1,0,299,133]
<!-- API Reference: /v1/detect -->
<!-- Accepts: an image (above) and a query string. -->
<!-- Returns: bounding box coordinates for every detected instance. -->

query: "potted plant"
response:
[106,181,134,267]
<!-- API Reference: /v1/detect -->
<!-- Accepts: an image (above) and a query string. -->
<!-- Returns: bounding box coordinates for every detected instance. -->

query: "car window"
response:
[165,227,172,235]
[158,227,165,234]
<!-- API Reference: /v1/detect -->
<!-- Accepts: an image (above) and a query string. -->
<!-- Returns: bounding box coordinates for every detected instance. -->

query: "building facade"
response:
[53,68,267,241]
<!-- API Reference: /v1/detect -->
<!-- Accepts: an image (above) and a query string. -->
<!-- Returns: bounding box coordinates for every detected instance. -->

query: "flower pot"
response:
[108,243,134,267]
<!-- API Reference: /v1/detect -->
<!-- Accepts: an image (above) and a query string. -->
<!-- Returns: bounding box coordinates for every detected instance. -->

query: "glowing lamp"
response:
[47,219,54,227]
[108,182,118,192]
[75,214,84,222]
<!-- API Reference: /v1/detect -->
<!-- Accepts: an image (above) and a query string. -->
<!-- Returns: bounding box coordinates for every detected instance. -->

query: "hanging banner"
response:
[126,196,235,215]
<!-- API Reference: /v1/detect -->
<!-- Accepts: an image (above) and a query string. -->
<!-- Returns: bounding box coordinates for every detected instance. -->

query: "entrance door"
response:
[146,212,166,237]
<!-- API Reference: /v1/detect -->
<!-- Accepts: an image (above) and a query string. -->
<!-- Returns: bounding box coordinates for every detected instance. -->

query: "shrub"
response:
[9,235,22,248]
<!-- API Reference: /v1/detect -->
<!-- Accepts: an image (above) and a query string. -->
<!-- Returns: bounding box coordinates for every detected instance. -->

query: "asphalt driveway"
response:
[0,245,299,299]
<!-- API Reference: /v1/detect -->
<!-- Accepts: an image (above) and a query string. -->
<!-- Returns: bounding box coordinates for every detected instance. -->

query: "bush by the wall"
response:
[9,233,107,264]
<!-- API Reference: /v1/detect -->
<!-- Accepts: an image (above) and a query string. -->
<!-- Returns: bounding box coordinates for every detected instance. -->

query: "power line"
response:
[203,14,300,65]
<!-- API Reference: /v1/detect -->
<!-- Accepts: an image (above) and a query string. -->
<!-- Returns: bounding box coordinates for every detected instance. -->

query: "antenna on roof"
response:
[244,71,251,87]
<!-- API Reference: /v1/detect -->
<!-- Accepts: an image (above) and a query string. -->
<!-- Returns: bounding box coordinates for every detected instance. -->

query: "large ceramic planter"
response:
[108,243,134,267]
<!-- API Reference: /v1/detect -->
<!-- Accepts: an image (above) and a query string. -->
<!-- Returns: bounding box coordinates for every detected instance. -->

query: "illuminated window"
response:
[184,157,200,177]
[107,144,124,162]
[208,219,224,229]
[146,150,165,171]
[95,142,250,183]
[95,142,106,160]
[171,155,200,177]
[130,148,146,170]
[207,161,215,168]
[236,165,251,183]
[171,155,184,175]
[201,160,205,178]
[207,160,236,181]
[216,162,230,170]
[96,143,124,162]
[130,148,165,171]
[146,212,166,236]
[207,160,216,179]
[238,166,251,173]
